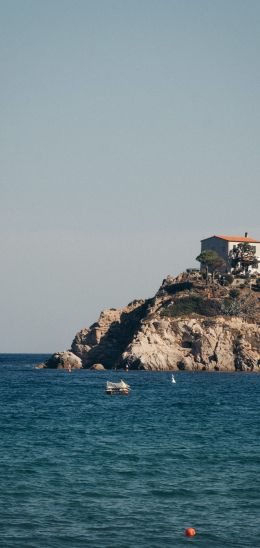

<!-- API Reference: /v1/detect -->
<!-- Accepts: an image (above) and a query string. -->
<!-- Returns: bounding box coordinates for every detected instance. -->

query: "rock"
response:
[42,351,82,370]
[90,363,106,370]
[121,317,260,372]
[71,299,151,368]
[234,336,260,371]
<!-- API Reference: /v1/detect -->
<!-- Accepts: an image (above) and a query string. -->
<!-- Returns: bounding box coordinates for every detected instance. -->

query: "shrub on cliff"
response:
[220,292,256,317]
[161,296,221,318]
[219,274,234,286]
[163,281,193,295]
[229,288,240,299]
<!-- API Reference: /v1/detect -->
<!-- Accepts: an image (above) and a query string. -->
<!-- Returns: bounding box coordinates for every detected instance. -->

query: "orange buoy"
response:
[185,527,196,537]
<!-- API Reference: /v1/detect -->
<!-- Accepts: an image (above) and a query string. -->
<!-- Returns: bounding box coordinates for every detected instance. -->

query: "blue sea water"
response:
[0,355,260,548]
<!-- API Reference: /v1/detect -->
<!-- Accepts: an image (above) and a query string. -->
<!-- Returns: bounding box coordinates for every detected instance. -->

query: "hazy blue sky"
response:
[1,0,259,352]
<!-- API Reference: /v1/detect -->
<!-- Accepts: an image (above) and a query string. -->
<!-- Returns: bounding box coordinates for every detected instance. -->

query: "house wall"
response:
[201,237,229,271]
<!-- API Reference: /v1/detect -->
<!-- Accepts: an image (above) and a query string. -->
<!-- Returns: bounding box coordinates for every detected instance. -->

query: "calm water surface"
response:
[0,354,259,548]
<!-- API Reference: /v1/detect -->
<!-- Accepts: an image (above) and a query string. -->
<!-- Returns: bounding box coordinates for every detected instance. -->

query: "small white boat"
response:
[106,380,131,395]
[171,374,176,384]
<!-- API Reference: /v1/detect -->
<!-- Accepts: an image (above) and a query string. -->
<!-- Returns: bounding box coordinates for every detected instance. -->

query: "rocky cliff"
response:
[71,299,152,368]
[121,316,260,371]
[42,273,260,372]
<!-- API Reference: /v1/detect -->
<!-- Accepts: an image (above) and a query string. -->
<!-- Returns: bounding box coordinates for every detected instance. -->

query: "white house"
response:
[201,233,260,274]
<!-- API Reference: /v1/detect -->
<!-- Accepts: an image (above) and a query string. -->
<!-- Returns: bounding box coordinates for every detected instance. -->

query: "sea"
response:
[0,354,259,548]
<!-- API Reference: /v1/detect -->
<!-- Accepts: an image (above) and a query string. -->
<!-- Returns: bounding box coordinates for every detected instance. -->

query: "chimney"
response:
[245,232,248,238]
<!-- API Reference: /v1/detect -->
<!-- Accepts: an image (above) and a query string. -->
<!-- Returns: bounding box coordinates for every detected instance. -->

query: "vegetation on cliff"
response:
[160,281,258,321]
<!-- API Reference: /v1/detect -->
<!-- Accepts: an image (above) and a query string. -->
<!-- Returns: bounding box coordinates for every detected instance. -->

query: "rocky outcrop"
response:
[71,299,151,368]
[42,273,260,372]
[121,317,260,372]
[41,351,82,370]
[90,363,106,370]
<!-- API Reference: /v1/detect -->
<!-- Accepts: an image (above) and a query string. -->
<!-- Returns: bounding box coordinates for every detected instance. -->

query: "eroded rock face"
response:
[121,317,260,372]
[42,351,82,370]
[71,299,151,368]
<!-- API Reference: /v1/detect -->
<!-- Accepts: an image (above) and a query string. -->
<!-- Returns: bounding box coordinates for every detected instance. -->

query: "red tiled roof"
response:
[215,235,260,243]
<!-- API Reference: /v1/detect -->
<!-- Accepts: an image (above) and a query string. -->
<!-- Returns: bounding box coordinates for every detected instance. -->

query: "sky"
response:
[1,0,260,352]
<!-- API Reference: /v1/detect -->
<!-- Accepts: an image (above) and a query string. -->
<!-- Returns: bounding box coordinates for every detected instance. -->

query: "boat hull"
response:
[106,388,129,395]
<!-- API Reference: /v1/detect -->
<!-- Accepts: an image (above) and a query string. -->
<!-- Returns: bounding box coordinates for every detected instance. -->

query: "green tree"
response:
[196,250,226,282]
[229,243,259,275]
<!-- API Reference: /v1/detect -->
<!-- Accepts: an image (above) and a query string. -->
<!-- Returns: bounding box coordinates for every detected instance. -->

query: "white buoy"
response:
[171,374,176,384]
